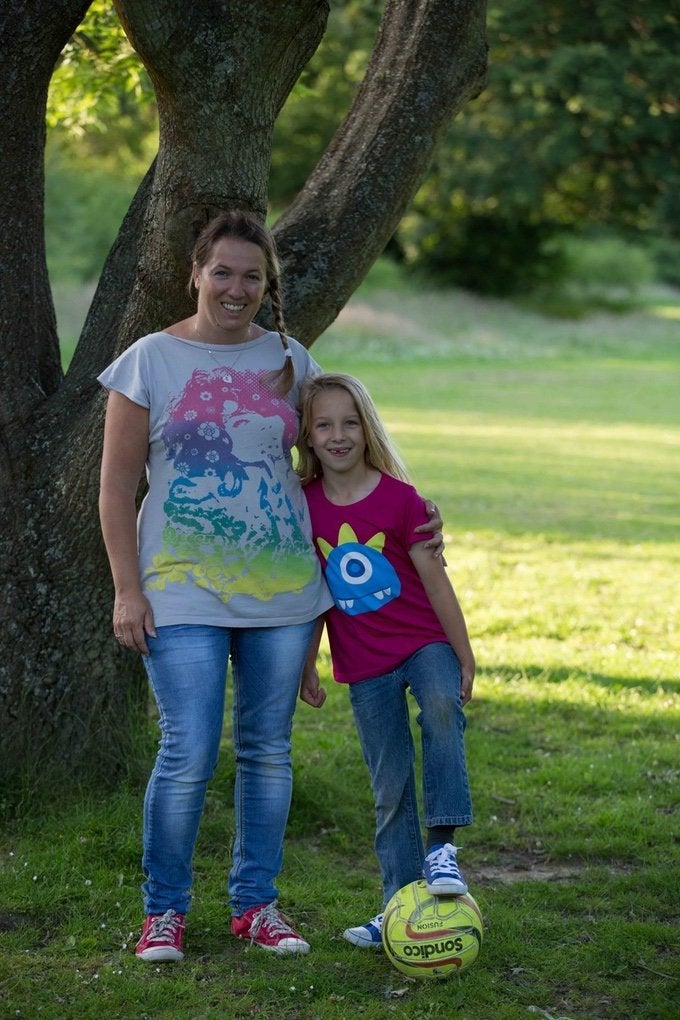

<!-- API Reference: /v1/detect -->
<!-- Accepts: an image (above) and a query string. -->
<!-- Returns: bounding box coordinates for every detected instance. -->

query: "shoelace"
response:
[370,914,384,929]
[427,842,463,875]
[249,902,295,939]
[149,909,182,942]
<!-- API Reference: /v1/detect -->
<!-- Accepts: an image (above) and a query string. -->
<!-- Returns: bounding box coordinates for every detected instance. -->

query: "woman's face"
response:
[194,237,268,344]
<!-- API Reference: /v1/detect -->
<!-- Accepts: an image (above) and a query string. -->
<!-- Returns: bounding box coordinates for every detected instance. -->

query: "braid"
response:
[269,275,286,338]
[268,274,295,395]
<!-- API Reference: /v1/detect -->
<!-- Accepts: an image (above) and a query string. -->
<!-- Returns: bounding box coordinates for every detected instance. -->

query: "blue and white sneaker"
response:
[343,913,383,948]
[423,843,468,896]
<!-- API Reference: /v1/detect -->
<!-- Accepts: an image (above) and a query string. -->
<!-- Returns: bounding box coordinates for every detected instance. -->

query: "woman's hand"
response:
[113,591,156,655]
[414,499,446,560]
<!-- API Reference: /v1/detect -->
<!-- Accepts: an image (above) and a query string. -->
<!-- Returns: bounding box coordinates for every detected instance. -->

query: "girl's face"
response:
[307,389,367,477]
[194,237,267,344]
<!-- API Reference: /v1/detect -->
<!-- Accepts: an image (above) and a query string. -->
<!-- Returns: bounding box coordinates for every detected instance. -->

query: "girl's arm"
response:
[299,616,327,708]
[409,543,476,705]
[99,391,156,655]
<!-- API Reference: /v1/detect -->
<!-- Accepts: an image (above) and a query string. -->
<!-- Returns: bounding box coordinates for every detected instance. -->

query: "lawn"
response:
[2,275,679,1018]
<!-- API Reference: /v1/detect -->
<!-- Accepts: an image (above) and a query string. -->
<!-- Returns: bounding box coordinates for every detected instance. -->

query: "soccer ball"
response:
[382,879,483,979]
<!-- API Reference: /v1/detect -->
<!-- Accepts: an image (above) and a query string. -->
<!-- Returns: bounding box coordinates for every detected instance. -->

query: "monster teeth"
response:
[338,588,391,610]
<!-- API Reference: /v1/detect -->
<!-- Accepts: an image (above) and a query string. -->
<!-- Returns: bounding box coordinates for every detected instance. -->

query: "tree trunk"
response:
[0,0,487,802]
[0,0,122,796]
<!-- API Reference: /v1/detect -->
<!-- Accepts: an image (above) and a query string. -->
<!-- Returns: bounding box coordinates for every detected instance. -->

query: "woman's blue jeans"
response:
[347,642,473,907]
[140,620,317,916]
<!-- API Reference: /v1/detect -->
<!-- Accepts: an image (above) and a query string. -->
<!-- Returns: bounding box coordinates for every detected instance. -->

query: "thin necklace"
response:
[205,345,246,383]
[200,322,254,382]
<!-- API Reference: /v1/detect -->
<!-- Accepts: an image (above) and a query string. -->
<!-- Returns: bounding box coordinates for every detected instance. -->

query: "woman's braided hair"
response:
[189,210,294,394]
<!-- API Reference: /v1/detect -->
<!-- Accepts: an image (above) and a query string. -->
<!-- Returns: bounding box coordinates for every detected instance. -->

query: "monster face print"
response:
[317,523,401,616]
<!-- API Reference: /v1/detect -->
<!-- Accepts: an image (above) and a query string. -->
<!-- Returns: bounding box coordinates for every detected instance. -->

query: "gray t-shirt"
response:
[98,330,332,627]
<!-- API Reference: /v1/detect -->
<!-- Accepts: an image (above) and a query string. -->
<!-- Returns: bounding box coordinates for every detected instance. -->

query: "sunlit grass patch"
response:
[650,304,680,321]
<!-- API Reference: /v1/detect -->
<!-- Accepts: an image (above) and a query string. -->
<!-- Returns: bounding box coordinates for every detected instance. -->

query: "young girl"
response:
[297,373,475,949]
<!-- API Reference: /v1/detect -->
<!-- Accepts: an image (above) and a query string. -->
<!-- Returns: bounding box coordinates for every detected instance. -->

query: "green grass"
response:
[3,273,679,1018]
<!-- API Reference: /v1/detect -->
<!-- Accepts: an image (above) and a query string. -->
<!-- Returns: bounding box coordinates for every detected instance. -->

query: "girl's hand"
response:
[460,663,475,706]
[300,664,327,708]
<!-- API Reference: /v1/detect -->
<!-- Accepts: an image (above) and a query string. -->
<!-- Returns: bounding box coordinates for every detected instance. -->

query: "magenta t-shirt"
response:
[304,473,449,683]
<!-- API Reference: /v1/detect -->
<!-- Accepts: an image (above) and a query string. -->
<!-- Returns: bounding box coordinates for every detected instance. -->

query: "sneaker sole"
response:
[256,940,310,955]
[234,934,310,955]
[135,947,184,961]
[343,929,383,949]
[425,880,469,896]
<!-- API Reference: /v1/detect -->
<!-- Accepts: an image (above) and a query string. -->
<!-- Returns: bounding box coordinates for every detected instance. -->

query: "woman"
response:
[98,210,442,962]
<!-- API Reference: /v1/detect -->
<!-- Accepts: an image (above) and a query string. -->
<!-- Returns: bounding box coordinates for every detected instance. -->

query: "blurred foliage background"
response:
[46,0,679,301]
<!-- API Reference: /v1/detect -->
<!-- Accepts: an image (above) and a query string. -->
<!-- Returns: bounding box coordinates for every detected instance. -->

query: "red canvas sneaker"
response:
[135,909,185,961]
[231,902,310,955]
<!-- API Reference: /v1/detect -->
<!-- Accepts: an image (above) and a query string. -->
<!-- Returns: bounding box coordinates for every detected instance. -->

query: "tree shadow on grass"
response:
[481,663,680,695]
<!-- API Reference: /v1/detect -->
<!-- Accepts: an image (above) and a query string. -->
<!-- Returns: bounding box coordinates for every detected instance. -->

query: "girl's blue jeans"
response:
[347,642,473,907]
[140,620,317,917]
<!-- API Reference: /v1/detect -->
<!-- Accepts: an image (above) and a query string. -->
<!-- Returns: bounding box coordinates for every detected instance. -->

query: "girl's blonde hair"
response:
[190,210,294,394]
[296,373,411,485]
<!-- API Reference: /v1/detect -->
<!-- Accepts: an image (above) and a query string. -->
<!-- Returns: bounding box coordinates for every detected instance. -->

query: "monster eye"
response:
[339,551,373,586]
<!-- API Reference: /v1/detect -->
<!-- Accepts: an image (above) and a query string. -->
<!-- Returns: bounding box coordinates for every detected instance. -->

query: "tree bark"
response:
[0,0,487,801]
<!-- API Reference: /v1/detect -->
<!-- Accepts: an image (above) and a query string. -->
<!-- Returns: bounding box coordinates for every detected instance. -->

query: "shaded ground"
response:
[471,852,633,885]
